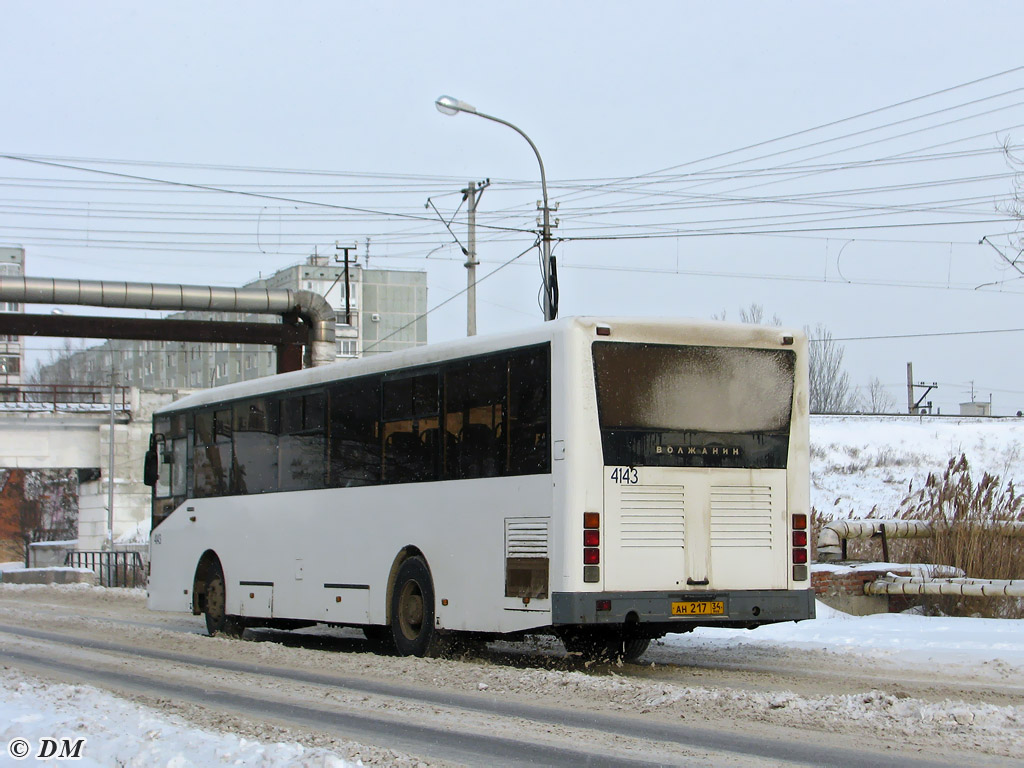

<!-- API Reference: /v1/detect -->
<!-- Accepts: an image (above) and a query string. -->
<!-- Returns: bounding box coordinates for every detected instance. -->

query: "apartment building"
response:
[0,247,25,397]
[38,254,427,389]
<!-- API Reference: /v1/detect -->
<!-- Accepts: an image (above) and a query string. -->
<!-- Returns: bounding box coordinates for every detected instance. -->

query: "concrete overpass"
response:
[1,386,179,550]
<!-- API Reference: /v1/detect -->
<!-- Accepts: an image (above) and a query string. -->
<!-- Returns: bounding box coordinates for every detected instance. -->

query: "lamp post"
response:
[435,95,557,322]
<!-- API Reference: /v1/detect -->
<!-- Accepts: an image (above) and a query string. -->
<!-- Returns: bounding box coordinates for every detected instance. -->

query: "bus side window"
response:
[329,378,382,488]
[508,347,551,475]
[233,398,279,494]
[194,410,229,497]
[279,392,327,491]
[382,372,438,484]
[445,355,506,480]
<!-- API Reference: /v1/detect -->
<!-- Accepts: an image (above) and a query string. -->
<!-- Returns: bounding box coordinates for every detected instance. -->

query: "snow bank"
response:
[664,601,1024,667]
[0,670,358,768]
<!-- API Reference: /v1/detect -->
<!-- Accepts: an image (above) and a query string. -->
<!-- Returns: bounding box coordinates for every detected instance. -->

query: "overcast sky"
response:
[3,2,1024,414]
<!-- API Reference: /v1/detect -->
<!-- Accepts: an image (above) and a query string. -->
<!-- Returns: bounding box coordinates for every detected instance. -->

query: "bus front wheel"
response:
[204,568,246,638]
[389,556,437,657]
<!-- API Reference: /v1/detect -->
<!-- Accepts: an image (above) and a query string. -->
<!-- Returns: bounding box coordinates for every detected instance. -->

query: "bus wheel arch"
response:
[385,549,438,657]
[192,550,222,616]
[192,550,245,638]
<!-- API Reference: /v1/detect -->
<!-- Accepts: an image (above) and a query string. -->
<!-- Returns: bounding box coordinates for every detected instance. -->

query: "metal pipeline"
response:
[817,518,1024,561]
[0,276,336,367]
[866,573,1024,598]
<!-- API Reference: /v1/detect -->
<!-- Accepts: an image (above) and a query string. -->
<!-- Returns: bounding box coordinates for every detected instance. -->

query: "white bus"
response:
[145,317,813,660]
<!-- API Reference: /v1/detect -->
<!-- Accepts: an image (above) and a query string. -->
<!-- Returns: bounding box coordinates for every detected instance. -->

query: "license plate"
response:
[671,600,724,616]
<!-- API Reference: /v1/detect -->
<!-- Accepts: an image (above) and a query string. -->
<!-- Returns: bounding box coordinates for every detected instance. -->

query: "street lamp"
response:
[435,95,557,321]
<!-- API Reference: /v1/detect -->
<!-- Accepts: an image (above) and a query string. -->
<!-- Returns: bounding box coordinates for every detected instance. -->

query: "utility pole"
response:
[335,242,358,326]
[906,362,938,414]
[464,179,490,336]
[107,367,116,552]
[538,199,559,321]
[906,362,914,414]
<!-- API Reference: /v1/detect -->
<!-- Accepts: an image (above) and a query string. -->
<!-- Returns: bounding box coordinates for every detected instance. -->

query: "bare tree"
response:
[714,303,784,326]
[738,303,783,326]
[864,376,897,414]
[806,323,857,413]
[26,338,87,393]
[0,469,77,566]
[716,305,858,413]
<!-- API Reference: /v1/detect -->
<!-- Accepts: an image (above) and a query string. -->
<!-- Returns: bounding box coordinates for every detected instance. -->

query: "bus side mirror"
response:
[143,449,159,487]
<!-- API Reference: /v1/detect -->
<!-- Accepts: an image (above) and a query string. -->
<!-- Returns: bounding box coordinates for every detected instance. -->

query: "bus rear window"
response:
[593,342,795,468]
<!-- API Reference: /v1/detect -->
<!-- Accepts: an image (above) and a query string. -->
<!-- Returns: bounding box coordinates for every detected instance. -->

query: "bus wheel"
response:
[204,568,245,638]
[363,625,397,655]
[562,632,650,663]
[616,637,651,663]
[389,556,436,657]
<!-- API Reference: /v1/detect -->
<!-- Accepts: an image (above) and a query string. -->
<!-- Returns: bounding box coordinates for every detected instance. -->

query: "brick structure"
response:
[812,565,914,615]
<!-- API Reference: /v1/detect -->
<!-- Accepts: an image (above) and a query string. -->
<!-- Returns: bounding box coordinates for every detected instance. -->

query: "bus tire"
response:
[389,556,437,657]
[204,568,245,638]
[616,637,651,663]
[562,632,650,663]
[363,625,398,655]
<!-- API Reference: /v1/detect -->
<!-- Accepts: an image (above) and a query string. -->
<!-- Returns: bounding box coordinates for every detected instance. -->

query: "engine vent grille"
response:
[505,517,549,558]
[710,485,773,548]
[620,485,685,548]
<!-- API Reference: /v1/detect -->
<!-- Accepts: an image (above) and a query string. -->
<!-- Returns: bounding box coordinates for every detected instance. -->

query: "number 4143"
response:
[609,467,638,484]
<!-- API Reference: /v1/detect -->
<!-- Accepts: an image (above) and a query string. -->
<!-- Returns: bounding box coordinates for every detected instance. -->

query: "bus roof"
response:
[153,315,804,416]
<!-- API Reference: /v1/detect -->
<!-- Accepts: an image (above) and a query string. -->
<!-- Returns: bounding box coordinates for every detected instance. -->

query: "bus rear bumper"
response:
[551,588,815,628]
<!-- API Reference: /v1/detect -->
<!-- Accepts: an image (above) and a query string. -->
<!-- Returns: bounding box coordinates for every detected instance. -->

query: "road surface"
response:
[0,586,1018,767]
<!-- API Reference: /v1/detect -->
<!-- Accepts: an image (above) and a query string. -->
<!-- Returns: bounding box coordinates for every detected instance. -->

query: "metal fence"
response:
[65,550,145,588]
[0,384,130,411]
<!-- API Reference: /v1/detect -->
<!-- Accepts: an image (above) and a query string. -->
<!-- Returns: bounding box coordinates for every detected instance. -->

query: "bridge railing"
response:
[64,550,145,588]
[0,384,130,412]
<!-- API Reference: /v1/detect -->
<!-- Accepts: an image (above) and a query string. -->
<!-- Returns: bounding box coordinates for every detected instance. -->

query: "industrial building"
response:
[33,253,428,389]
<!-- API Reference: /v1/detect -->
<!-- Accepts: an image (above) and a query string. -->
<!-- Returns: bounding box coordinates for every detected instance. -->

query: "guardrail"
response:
[0,384,130,411]
[64,550,145,588]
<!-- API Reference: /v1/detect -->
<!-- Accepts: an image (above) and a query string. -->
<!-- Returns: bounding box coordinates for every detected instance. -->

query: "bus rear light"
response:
[596,325,611,336]
[793,564,808,581]
[792,513,807,530]
[596,599,611,611]
[583,530,600,547]
[583,565,600,583]
[583,548,600,565]
[583,512,600,529]
[792,548,808,564]
[792,530,807,547]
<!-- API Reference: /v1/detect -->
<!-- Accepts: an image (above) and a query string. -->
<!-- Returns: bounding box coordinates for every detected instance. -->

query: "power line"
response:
[558,217,1014,241]
[540,66,1024,208]
[361,240,539,354]
[0,154,535,236]
[823,328,1024,342]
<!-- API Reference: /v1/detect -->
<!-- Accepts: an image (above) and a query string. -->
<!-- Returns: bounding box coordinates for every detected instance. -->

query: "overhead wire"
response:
[361,239,539,354]
[0,154,535,236]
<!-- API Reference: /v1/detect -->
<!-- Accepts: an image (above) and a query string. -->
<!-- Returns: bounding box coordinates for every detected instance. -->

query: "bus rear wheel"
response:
[389,556,437,657]
[204,568,245,638]
[562,632,650,663]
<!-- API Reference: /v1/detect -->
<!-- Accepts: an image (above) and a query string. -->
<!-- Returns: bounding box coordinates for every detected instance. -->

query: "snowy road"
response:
[0,585,1020,767]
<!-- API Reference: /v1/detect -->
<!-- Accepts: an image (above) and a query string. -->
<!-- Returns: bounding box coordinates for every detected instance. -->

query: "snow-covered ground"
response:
[2,594,1023,766]
[810,414,1024,518]
[2,414,1023,764]
[673,599,1024,670]
[0,670,356,767]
